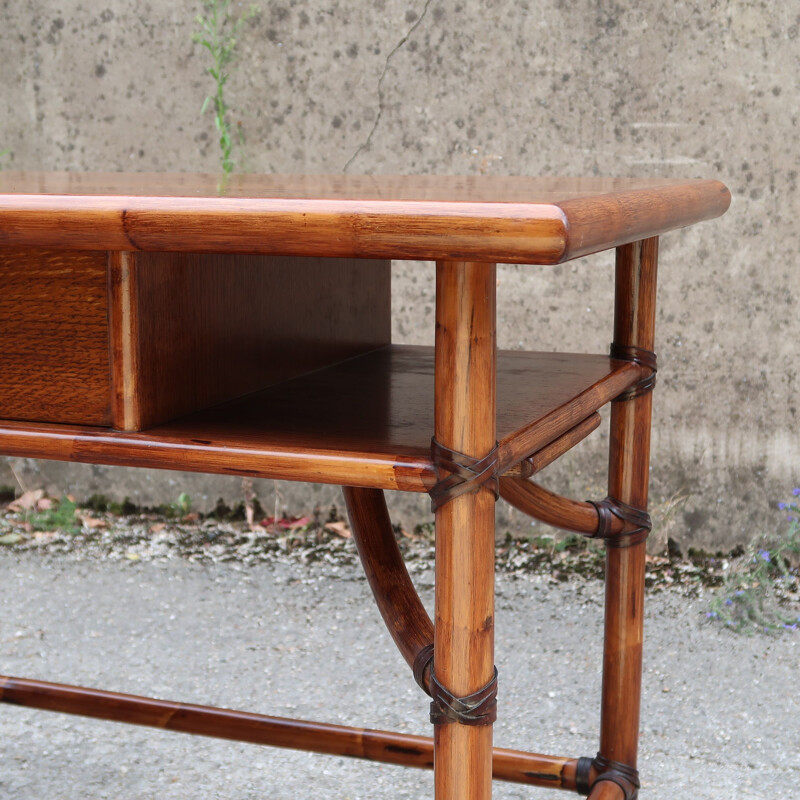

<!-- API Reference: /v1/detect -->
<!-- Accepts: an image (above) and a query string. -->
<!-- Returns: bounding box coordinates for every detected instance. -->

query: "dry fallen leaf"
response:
[260,515,311,531]
[283,515,311,530]
[7,489,45,512]
[324,521,351,539]
[149,523,167,534]
[78,514,108,529]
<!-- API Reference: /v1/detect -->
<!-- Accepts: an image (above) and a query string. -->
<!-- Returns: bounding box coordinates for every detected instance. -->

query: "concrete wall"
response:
[1,1,797,550]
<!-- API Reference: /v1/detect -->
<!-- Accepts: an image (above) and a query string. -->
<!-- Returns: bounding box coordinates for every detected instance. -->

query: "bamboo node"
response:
[610,342,657,400]
[429,667,498,727]
[428,438,499,512]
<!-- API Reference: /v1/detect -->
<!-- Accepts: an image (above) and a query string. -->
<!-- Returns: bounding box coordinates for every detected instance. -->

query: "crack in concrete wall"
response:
[342,0,434,173]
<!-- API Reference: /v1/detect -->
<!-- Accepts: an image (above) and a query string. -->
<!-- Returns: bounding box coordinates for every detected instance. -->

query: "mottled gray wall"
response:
[1,1,798,550]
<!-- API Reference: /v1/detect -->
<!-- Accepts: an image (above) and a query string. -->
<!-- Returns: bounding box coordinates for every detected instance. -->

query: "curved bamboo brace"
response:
[499,477,625,537]
[343,486,434,693]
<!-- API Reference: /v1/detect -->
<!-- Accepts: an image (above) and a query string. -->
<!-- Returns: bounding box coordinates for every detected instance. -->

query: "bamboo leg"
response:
[433,260,497,800]
[597,239,659,788]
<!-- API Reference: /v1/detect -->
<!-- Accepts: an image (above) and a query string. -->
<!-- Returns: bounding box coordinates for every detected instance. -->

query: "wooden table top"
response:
[0,172,730,264]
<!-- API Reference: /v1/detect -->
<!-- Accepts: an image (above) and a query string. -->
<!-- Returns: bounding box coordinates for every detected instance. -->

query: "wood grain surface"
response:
[596,238,659,796]
[433,261,497,800]
[109,252,389,430]
[0,173,730,264]
[0,248,111,425]
[344,486,434,690]
[0,346,643,492]
[0,674,584,791]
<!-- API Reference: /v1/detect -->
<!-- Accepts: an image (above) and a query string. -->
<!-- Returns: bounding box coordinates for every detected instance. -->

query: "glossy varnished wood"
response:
[0,346,642,492]
[0,173,730,264]
[0,675,583,791]
[433,261,496,800]
[109,252,389,430]
[343,487,434,688]
[502,413,600,478]
[499,475,619,536]
[593,238,659,798]
[0,173,732,799]
[0,248,111,425]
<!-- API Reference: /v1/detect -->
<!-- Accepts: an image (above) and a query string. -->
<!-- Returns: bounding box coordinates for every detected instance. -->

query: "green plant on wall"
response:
[194,0,257,175]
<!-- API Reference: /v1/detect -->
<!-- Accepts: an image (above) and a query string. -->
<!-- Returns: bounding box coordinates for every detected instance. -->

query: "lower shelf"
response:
[0,345,641,492]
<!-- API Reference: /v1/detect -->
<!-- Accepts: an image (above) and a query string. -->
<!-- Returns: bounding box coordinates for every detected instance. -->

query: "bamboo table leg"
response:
[592,238,659,799]
[433,260,497,800]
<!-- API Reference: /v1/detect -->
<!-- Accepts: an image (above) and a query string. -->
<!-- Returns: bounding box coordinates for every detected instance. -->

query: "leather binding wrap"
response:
[588,496,651,548]
[426,440,500,725]
[413,643,435,695]
[429,438,500,512]
[429,668,498,727]
[589,754,641,800]
[610,343,657,401]
[575,757,594,796]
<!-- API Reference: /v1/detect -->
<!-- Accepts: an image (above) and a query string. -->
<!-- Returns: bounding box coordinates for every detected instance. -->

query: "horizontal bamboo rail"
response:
[502,414,601,478]
[0,675,584,791]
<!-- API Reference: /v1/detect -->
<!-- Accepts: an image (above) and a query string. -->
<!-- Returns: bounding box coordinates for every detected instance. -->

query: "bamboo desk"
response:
[0,173,730,800]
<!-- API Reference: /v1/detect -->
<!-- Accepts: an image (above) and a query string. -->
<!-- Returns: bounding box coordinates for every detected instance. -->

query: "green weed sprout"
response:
[27,497,80,535]
[194,1,257,174]
[707,488,800,634]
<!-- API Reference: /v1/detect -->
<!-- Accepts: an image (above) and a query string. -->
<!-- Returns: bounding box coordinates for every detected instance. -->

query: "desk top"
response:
[0,172,730,264]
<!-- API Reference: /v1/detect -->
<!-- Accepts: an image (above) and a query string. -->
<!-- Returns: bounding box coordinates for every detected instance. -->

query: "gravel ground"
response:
[1,540,798,800]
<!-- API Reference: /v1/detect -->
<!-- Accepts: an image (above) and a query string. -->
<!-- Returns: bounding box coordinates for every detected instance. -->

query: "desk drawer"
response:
[0,248,112,426]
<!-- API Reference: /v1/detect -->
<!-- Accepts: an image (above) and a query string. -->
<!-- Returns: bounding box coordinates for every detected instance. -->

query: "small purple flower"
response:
[793,488,800,497]
[735,590,745,596]
[789,515,797,523]
[784,623,798,631]
[758,549,771,562]
[778,502,788,510]
[706,611,718,618]
[725,599,733,606]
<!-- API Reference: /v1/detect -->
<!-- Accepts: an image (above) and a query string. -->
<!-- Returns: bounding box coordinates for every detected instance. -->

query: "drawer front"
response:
[0,248,111,426]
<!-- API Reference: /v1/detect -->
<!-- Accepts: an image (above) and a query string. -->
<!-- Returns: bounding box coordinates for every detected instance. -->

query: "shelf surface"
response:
[0,172,730,264]
[0,345,641,492]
